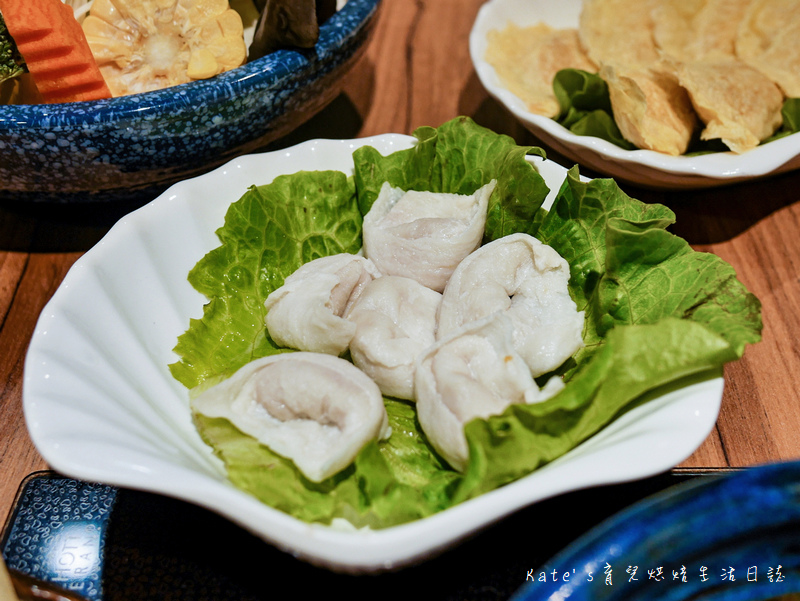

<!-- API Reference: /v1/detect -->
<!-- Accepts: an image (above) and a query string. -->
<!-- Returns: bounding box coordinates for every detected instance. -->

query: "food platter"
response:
[470,0,800,189]
[23,134,723,572]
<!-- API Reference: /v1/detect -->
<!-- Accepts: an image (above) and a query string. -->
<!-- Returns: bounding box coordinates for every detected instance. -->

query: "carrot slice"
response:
[0,0,111,103]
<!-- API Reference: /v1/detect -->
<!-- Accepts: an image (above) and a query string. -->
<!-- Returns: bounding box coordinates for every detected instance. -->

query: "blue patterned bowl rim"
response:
[510,461,800,601]
[0,0,379,130]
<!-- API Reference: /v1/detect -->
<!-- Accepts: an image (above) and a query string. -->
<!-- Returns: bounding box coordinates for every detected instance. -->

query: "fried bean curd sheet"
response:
[676,58,783,153]
[486,23,597,118]
[601,64,697,155]
[579,0,660,67]
[652,0,752,62]
[736,0,800,97]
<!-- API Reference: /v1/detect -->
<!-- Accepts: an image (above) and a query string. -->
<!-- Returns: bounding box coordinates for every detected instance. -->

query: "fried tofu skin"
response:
[486,23,597,117]
[653,0,752,62]
[601,63,697,155]
[676,58,783,153]
[579,0,660,67]
[736,0,800,97]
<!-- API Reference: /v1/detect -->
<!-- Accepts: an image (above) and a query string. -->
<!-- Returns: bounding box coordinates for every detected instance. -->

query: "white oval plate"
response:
[23,135,723,572]
[470,0,800,189]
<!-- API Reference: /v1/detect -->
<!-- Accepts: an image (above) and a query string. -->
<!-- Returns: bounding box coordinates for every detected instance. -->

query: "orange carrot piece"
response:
[0,0,111,103]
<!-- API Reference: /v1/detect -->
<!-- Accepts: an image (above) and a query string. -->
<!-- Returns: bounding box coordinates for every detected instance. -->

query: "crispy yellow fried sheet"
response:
[736,0,800,97]
[486,23,597,118]
[653,0,752,61]
[677,58,783,153]
[579,0,660,67]
[601,64,697,155]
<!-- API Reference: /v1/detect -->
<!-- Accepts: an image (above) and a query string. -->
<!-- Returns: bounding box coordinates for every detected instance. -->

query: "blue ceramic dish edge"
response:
[511,461,800,601]
[0,0,380,130]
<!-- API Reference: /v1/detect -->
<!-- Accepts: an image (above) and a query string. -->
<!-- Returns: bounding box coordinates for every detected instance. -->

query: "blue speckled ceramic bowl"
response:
[511,462,800,601]
[0,0,381,203]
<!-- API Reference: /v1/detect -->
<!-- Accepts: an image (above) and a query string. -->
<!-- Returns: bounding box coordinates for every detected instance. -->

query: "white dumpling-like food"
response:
[362,180,496,292]
[345,276,442,400]
[415,313,564,472]
[191,352,391,482]
[264,253,381,355]
[438,233,584,377]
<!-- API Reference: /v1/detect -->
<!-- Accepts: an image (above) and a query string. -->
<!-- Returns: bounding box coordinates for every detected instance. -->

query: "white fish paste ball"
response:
[438,233,584,377]
[264,253,381,355]
[362,180,495,292]
[192,352,391,482]
[415,313,563,472]
[346,275,442,400]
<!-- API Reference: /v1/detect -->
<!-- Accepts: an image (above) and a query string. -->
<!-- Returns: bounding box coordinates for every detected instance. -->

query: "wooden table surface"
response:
[2,0,800,530]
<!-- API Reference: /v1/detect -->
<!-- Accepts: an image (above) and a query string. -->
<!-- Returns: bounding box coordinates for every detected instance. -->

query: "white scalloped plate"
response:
[470,0,800,189]
[23,135,723,572]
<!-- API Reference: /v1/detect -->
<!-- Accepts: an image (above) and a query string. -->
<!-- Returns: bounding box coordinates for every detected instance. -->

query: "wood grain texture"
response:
[0,250,80,521]
[1,0,799,529]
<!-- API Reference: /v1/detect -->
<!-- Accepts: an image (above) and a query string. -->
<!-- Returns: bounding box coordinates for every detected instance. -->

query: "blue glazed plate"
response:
[0,0,381,203]
[511,462,800,601]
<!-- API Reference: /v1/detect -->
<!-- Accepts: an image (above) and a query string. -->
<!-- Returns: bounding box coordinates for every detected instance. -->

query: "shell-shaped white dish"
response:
[470,0,800,189]
[23,135,723,572]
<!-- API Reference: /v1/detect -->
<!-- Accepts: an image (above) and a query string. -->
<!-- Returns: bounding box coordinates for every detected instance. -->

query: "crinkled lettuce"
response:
[457,170,761,500]
[553,69,635,150]
[170,116,761,528]
[170,170,362,391]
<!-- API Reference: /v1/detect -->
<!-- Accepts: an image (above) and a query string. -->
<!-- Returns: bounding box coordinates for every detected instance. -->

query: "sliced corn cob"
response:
[82,0,246,96]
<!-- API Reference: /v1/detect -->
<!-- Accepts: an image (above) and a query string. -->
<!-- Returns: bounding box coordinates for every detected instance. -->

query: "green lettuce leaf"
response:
[169,170,362,390]
[766,98,800,143]
[193,398,460,528]
[554,69,635,150]
[171,117,761,528]
[452,170,762,500]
